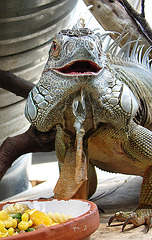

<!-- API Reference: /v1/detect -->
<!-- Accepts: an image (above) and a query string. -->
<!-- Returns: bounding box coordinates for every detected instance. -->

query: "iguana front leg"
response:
[109,121,152,231]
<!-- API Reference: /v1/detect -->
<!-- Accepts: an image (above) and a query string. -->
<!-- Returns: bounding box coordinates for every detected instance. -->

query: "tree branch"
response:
[141,0,145,18]
[0,70,35,99]
[0,126,56,180]
[119,0,152,42]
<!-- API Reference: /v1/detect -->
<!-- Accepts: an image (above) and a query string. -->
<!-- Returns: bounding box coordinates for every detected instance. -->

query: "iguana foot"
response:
[109,166,152,232]
[108,208,152,232]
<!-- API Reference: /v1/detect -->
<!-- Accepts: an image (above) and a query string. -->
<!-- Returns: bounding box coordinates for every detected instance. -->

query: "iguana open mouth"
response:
[53,60,102,75]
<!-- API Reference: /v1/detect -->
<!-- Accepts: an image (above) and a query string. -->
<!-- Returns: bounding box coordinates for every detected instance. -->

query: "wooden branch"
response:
[0,70,56,180]
[141,0,145,18]
[119,0,152,42]
[0,126,56,180]
[83,0,152,56]
[0,70,35,99]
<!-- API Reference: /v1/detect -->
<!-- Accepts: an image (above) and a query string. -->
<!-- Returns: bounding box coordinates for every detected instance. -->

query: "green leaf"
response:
[26,228,35,232]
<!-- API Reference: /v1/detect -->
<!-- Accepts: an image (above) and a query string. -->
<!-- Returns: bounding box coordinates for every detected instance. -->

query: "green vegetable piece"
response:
[10,213,22,220]
[26,228,35,232]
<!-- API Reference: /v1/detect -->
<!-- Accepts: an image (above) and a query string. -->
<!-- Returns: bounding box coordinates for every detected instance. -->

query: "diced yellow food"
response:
[0,221,8,234]
[8,227,14,236]
[28,219,33,227]
[18,221,29,231]
[0,211,9,221]
[21,213,29,222]
[0,221,5,231]
[0,232,8,238]
[4,219,13,228]
[12,219,17,228]
[29,210,52,226]
[13,232,18,235]
[0,227,7,234]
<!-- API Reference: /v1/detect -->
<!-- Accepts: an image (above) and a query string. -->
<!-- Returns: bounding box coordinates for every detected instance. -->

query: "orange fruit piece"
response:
[29,210,52,227]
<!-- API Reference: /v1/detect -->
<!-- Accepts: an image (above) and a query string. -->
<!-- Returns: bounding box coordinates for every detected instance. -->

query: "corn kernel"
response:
[0,211,9,221]
[12,219,17,228]
[0,232,8,237]
[4,219,13,228]
[8,227,14,236]
[1,227,7,234]
[0,221,5,231]
[21,213,29,222]
[28,219,33,227]
[18,221,29,231]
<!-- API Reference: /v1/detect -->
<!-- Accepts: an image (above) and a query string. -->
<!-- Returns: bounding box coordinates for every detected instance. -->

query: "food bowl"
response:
[0,199,100,240]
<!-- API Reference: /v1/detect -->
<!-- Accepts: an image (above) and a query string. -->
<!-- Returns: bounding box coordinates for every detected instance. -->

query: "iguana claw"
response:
[122,213,136,232]
[108,209,152,232]
[108,211,132,229]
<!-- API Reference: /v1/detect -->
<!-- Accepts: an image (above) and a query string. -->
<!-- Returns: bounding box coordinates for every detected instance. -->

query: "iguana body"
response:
[25,28,152,230]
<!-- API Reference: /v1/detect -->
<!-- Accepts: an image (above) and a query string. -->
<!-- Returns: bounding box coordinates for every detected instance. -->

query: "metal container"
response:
[0,0,79,199]
[0,0,79,106]
[0,154,32,201]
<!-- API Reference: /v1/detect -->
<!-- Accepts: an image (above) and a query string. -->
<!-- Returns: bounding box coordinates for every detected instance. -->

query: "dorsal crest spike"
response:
[100,30,151,72]
[116,36,132,60]
[106,32,129,56]
[138,45,145,64]
[142,46,152,67]
[130,38,141,62]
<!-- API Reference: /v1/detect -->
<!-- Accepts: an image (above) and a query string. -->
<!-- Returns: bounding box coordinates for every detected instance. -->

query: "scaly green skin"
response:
[25,28,152,231]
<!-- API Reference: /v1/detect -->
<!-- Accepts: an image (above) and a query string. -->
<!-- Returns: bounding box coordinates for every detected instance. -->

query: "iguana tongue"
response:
[53,89,88,199]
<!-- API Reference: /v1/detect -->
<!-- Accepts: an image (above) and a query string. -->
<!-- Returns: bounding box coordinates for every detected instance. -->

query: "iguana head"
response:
[46,28,103,76]
[25,28,139,133]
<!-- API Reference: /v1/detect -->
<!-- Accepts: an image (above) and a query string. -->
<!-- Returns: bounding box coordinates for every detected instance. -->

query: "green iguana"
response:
[3,27,152,231]
[24,28,152,230]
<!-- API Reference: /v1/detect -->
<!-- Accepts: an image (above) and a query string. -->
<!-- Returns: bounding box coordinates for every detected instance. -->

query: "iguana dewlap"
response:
[25,28,152,230]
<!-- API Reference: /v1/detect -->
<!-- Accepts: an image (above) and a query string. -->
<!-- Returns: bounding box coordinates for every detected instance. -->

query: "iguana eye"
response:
[52,41,57,50]
[50,40,60,58]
